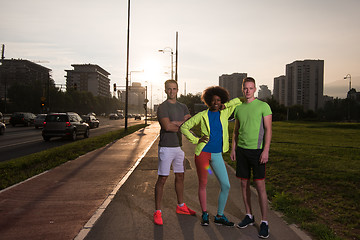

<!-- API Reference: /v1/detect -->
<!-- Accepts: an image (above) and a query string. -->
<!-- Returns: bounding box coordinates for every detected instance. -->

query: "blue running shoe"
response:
[201,212,209,226]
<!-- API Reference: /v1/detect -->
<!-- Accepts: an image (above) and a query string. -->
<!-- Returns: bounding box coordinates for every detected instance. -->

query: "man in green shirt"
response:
[230,77,272,239]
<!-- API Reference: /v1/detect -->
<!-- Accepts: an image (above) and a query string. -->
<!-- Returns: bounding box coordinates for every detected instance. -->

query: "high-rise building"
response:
[273,75,286,105]
[258,85,271,100]
[285,60,324,111]
[219,73,247,99]
[119,82,146,114]
[65,64,111,97]
[0,59,52,100]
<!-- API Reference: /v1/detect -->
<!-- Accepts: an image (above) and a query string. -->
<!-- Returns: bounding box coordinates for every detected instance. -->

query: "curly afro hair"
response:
[201,86,230,107]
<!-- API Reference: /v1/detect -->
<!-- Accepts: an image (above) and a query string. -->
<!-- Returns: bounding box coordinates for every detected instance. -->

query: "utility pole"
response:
[1,44,6,113]
[175,32,178,82]
[125,0,131,131]
[1,44,4,61]
[47,72,50,113]
[145,85,148,125]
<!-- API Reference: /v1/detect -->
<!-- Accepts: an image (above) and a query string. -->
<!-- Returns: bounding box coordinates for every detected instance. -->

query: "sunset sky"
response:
[1,0,359,103]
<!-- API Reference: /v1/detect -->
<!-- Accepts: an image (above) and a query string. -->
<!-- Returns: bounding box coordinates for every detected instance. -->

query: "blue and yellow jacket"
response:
[180,98,242,156]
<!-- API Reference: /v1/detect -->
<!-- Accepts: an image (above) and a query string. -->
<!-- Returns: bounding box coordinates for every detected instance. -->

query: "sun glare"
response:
[140,59,166,85]
[134,58,171,104]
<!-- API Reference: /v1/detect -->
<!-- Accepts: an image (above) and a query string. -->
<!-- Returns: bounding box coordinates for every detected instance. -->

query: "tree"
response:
[178,93,202,115]
[265,97,287,121]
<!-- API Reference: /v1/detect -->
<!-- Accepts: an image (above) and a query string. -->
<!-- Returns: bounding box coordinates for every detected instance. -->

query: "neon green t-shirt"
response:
[234,99,272,149]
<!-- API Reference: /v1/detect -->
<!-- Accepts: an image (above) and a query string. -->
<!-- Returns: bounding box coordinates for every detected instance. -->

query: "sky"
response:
[1,0,360,104]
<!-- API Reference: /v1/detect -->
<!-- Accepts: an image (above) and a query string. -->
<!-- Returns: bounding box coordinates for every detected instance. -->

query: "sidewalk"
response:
[0,122,311,240]
[0,122,160,240]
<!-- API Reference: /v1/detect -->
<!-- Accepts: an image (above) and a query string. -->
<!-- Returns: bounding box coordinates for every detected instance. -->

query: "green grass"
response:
[224,121,360,240]
[0,124,147,190]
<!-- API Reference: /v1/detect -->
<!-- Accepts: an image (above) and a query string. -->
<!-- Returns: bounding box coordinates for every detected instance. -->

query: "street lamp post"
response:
[158,47,174,80]
[144,85,148,125]
[344,74,352,120]
[344,74,352,92]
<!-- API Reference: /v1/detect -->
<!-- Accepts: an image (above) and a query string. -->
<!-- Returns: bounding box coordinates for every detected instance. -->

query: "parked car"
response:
[42,112,89,141]
[109,113,119,120]
[82,115,100,129]
[0,122,5,135]
[34,114,47,129]
[9,112,36,127]
[134,114,141,120]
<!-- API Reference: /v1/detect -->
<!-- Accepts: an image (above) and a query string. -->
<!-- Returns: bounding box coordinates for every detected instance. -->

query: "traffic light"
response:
[40,97,46,109]
[113,83,117,91]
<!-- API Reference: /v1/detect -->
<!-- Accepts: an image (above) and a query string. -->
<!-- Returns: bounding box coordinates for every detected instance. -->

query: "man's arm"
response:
[230,119,240,161]
[159,117,181,132]
[259,114,272,164]
[159,114,191,132]
[172,114,191,127]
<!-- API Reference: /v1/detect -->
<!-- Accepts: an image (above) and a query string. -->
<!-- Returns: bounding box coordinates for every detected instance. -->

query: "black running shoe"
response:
[237,215,255,228]
[258,222,269,238]
[214,214,234,227]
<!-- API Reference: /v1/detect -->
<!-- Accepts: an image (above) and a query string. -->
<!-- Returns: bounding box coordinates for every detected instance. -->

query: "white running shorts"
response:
[158,146,185,176]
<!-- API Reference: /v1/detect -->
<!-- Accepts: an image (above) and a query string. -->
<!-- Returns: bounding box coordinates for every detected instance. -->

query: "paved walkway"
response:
[0,122,311,240]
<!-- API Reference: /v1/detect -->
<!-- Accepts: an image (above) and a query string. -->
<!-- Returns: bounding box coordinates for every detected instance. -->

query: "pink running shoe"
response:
[154,210,163,225]
[176,203,196,215]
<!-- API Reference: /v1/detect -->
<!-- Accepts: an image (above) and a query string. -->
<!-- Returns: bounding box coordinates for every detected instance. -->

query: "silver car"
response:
[34,114,47,129]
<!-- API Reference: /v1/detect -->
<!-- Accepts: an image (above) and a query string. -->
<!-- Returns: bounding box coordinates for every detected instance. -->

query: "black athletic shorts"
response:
[236,146,266,180]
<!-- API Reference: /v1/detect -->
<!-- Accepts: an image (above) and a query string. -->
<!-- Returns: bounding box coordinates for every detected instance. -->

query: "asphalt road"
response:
[0,117,144,162]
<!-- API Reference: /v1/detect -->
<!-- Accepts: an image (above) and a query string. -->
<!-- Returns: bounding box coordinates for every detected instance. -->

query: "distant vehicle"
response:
[34,114,47,129]
[0,122,5,135]
[134,114,141,120]
[9,112,36,127]
[82,115,100,129]
[109,113,119,120]
[42,112,89,141]
[118,113,124,119]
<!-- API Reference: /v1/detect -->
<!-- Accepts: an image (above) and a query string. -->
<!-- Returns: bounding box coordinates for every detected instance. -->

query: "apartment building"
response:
[219,73,247,99]
[65,64,111,97]
[285,60,324,111]
[118,82,146,114]
[273,75,286,105]
[0,59,52,100]
[258,85,272,100]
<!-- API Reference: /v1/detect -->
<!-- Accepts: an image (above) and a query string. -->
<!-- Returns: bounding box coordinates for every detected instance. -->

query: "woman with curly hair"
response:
[180,86,242,227]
